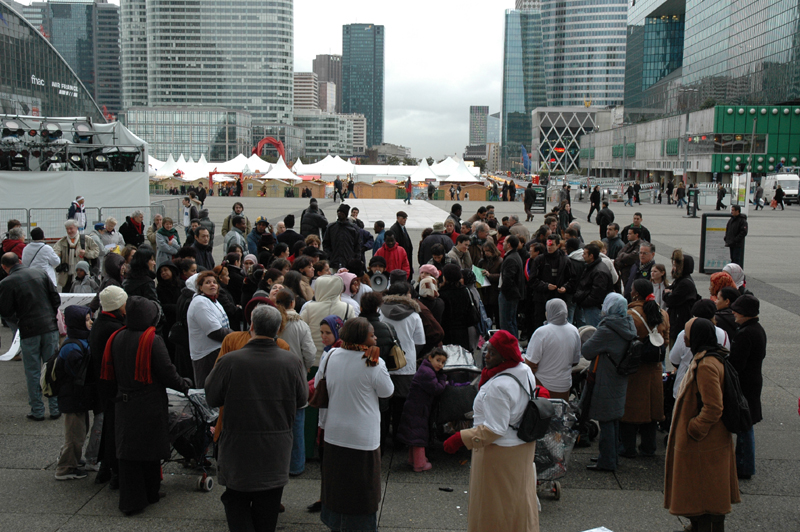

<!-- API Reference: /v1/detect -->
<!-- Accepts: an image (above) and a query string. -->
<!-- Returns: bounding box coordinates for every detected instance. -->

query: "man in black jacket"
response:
[389,211,414,279]
[524,184,538,222]
[624,212,651,244]
[724,205,748,266]
[192,227,215,271]
[446,204,463,234]
[573,244,613,327]
[323,204,361,270]
[596,201,615,240]
[276,214,304,250]
[615,226,641,290]
[419,221,454,266]
[729,294,766,480]
[529,234,572,331]
[624,240,656,300]
[588,186,601,222]
[300,201,328,239]
[0,253,62,421]
[602,223,624,260]
[499,235,524,338]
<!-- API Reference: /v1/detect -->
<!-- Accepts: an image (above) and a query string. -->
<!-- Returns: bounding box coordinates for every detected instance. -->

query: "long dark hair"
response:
[282,270,305,298]
[632,279,663,327]
[128,247,155,278]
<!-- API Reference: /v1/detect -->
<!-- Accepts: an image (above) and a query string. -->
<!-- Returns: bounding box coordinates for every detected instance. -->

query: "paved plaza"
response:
[0,194,798,531]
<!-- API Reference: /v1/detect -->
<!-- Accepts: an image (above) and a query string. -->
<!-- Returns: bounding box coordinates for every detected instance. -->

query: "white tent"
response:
[431,156,459,177]
[246,153,271,174]
[264,156,302,182]
[292,158,305,174]
[443,159,483,182]
[148,156,164,177]
[298,154,355,177]
[406,158,439,183]
[156,154,178,177]
[216,153,249,173]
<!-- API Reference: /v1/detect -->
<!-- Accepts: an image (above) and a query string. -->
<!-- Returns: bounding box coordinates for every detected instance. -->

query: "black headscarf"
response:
[688,317,720,355]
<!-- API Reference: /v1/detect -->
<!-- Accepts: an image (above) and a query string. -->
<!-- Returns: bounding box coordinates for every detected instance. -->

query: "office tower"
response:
[515,0,539,9]
[294,73,319,110]
[293,109,354,159]
[487,112,501,144]
[541,0,628,108]
[319,82,336,113]
[37,0,122,115]
[501,7,547,170]
[313,54,342,113]
[623,0,800,122]
[121,0,293,124]
[342,23,384,147]
[469,106,489,145]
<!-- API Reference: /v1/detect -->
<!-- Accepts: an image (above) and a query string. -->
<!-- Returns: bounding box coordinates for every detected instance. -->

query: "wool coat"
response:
[396,359,447,447]
[730,317,766,424]
[580,314,638,421]
[109,297,189,461]
[622,301,669,423]
[664,351,740,516]
[664,253,698,343]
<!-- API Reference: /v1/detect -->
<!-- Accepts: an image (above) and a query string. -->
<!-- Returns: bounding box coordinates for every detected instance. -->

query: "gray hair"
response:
[105,217,117,226]
[251,305,282,338]
[473,222,488,234]
[64,219,78,229]
[510,214,520,223]
[9,227,24,240]
[639,240,655,253]
[131,210,144,219]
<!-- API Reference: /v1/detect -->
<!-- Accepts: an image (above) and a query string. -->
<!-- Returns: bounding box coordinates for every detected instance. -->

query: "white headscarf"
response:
[723,263,745,288]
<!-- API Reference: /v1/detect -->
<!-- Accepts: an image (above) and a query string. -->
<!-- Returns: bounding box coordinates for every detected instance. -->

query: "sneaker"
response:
[83,461,100,472]
[26,414,45,422]
[55,468,88,481]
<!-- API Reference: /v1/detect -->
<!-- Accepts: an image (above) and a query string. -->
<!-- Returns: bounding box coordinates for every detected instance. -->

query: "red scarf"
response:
[131,219,143,234]
[100,326,157,384]
[478,330,524,387]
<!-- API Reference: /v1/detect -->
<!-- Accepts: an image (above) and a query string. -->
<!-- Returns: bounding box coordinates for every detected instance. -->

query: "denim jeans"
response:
[498,292,519,338]
[290,408,306,475]
[597,419,619,470]
[405,191,412,204]
[676,198,687,208]
[578,306,603,328]
[624,197,634,206]
[736,427,756,476]
[20,331,60,418]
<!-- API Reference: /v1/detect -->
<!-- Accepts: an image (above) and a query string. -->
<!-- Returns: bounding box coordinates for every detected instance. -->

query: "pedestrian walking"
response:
[773,184,785,210]
[716,184,728,210]
[404,176,413,205]
[588,185,601,222]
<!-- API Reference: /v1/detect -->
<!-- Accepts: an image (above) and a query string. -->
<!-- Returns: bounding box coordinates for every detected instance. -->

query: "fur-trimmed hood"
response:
[671,249,694,279]
[380,294,420,321]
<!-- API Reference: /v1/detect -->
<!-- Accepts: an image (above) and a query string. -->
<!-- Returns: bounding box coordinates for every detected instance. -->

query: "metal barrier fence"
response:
[29,207,101,241]
[150,197,183,228]
[2,204,167,241]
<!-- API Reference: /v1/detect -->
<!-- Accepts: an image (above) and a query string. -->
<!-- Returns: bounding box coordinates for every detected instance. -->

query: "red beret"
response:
[488,330,522,363]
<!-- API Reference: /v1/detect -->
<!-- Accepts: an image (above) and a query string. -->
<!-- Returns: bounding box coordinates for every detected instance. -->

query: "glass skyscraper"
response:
[342,23,384,148]
[540,0,628,108]
[121,0,293,125]
[624,0,800,122]
[501,8,547,171]
[469,105,489,145]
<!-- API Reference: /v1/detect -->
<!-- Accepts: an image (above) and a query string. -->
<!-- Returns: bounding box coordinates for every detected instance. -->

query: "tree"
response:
[474,159,487,172]
[426,157,434,166]
[701,98,717,109]
[403,157,418,166]
[387,156,401,165]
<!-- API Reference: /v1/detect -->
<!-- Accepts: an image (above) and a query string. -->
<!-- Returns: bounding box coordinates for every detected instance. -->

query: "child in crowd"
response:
[396,348,448,472]
[71,261,98,294]
[368,255,387,277]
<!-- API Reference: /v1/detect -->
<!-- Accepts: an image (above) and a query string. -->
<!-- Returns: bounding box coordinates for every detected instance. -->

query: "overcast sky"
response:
[15,0,508,159]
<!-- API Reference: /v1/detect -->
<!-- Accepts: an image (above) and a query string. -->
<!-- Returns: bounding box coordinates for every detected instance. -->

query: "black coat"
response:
[56,339,92,413]
[193,241,215,271]
[524,187,537,206]
[109,297,188,461]
[361,310,399,362]
[226,266,245,305]
[0,264,60,339]
[439,283,476,350]
[730,318,767,424]
[597,207,615,238]
[123,270,159,303]
[300,209,328,238]
[323,219,361,270]
[500,249,524,300]
[715,308,737,340]
[88,311,125,410]
[530,251,573,303]
[277,229,304,250]
[663,256,698,343]
[573,258,613,309]
[625,224,651,244]
[119,217,145,247]
[724,214,748,248]
[590,189,601,206]
[418,233,453,266]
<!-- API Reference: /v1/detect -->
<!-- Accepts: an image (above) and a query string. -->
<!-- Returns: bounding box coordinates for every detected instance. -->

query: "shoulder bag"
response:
[309,349,335,408]
[495,373,555,442]
[384,323,407,371]
[628,308,666,364]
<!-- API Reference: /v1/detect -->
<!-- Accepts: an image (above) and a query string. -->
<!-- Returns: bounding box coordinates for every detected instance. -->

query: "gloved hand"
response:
[443,432,465,454]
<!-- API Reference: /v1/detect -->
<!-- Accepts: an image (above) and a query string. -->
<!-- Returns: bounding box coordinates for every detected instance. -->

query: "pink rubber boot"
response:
[412,446,432,472]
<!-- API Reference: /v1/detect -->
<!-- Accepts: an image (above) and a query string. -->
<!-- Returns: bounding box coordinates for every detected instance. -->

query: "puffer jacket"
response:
[323,219,361,270]
[299,275,357,365]
[300,208,328,238]
[581,313,638,421]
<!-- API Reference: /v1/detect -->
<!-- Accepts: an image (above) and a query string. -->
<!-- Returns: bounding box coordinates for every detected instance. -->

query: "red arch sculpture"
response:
[253,137,286,160]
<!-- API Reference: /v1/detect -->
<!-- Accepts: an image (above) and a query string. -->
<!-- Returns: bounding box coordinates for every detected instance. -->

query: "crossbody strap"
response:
[23,244,44,268]
[628,308,654,335]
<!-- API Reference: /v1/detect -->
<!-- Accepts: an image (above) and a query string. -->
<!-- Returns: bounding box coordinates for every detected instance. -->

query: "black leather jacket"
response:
[0,264,60,339]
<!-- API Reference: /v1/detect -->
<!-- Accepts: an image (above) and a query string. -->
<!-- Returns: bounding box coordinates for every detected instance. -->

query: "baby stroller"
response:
[166,389,219,492]
[535,399,578,501]
[432,345,482,440]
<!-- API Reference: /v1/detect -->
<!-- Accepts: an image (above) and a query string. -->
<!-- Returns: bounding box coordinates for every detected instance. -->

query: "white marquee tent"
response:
[263,156,301,182]
[442,159,483,182]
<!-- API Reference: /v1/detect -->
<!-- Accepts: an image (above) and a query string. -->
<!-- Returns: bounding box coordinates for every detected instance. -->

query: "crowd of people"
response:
[0,191,771,532]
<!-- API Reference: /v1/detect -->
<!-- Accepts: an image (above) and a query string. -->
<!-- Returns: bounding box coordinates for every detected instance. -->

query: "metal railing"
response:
[28,207,101,241]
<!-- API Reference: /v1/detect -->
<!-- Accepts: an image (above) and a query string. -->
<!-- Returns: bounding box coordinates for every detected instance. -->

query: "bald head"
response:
[1,252,20,272]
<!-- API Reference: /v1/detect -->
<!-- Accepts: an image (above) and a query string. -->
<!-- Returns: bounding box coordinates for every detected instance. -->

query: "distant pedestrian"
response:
[524,184,537,222]
[404,176,413,205]
[596,201,615,240]
[67,196,87,232]
[773,184,785,210]
[716,184,728,211]
[624,184,635,207]
[724,205,748,267]
[333,176,343,202]
[588,185,601,222]
[753,184,764,210]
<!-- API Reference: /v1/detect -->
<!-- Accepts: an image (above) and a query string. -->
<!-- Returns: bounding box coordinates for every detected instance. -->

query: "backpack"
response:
[495,373,555,442]
[607,339,643,376]
[697,352,752,434]
[40,340,90,398]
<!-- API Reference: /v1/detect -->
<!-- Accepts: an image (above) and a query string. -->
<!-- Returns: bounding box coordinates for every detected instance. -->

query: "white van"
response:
[762,172,800,205]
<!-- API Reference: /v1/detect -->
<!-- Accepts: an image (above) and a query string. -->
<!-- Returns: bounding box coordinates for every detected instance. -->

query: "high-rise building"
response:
[319,82,337,113]
[501,7,547,171]
[346,113,367,155]
[515,0,539,9]
[294,73,319,110]
[487,112,501,144]
[540,0,627,108]
[23,0,123,116]
[121,0,293,124]
[313,54,342,113]
[293,109,354,160]
[342,23,385,148]
[469,106,489,145]
[623,0,800,123]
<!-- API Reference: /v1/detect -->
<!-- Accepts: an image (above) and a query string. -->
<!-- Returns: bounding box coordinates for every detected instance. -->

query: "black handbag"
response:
[168,322,189,347]
[496,373,555,442]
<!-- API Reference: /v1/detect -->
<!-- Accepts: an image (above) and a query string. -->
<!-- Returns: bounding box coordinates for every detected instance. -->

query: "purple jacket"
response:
[396,359,447,447]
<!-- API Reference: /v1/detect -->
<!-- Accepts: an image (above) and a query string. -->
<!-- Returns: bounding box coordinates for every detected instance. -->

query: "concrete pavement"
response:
[0,194,797,531]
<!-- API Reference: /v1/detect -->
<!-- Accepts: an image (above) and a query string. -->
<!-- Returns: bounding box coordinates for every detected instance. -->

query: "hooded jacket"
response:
[375,243,410,276]
[278,309,317,371]
[300,207,328,238]
[664,251,698,343]
[581,312,638,420]
[395,358,447,447]
[56,305,93,413]
[380,295,425,376]
[88,253,126,312]
[299,275,356,365]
